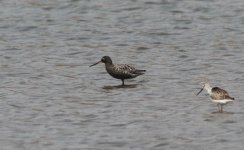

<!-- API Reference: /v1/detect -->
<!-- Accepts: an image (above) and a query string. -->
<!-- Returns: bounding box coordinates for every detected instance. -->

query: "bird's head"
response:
[90,56,112,67]
[196,81,211,96]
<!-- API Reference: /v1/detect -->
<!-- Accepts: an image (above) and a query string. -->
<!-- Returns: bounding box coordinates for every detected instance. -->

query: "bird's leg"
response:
[220,104,223,113]
[121,79,124,86]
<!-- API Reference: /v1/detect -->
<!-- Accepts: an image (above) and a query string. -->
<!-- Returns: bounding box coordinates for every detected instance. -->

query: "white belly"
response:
[211,99,233,104]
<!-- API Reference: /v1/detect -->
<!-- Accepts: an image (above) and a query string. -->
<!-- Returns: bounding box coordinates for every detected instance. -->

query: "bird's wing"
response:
[211,87,230,100]
[114,64,136,73]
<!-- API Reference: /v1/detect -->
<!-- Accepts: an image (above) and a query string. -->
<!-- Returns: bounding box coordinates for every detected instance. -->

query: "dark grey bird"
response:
[90,56,146,85]
[196,83,234,113]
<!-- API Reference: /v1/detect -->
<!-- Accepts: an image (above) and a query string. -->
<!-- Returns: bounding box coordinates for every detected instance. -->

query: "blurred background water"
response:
[0,0,244,149]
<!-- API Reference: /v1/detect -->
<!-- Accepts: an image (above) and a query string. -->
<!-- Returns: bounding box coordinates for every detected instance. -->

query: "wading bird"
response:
[90,56,146,85]
[196,83,234,113]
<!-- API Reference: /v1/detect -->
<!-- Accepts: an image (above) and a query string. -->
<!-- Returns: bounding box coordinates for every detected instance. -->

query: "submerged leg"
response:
[220,104,223,113]
[121,79,124,86]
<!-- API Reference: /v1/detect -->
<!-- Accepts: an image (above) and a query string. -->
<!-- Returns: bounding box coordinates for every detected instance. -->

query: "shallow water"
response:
[1,0,244,149]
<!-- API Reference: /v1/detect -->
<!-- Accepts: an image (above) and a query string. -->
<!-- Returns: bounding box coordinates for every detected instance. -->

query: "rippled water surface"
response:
[1,0,244,149]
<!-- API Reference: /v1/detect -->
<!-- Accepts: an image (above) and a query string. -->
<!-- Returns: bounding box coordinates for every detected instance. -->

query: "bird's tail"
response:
[135,70,146,75]
[226,96,235,100]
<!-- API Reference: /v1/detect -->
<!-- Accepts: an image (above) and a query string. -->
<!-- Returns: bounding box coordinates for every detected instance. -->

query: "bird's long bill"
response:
[196,87,204,96]
[89,61,101,67]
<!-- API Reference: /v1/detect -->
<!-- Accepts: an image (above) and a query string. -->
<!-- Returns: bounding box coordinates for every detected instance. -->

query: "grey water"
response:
[1,0,244,149]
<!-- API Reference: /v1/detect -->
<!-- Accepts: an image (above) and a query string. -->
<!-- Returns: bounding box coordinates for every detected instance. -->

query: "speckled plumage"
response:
[210,87,234,100]
[196,83,234,113]
[90,56,145,85]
